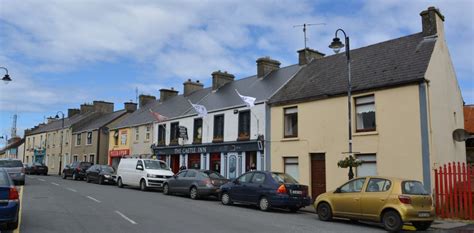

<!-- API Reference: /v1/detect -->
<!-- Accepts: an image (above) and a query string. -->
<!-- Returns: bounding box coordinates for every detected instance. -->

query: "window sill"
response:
[280,137,299,142]
[353,131,378,136]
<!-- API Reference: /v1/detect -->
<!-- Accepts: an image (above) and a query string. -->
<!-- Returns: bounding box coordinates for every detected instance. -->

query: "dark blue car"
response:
[220,171,311,212]
[0,168,20,230]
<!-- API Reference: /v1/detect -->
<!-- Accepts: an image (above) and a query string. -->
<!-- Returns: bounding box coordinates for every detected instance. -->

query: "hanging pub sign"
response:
[179,126,188,140]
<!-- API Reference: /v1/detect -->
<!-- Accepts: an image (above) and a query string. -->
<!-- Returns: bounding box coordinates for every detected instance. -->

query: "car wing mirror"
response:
[335,187,341,193]
[232,179,239,185]
[136,165,144,171]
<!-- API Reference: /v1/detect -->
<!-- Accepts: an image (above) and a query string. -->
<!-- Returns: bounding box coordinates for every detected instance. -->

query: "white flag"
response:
[235,89,256,108]
[191,103,207,117]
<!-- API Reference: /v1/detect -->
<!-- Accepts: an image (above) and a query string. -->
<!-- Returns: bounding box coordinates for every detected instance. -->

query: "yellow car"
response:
[314,176,434,232]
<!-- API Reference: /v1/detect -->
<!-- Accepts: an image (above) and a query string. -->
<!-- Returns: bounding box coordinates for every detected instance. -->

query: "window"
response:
[355,95,376,132]
[284,157,299,181]
[73,155,78,162]
[402,181,429,195]
[120,130,127,145]
[135,127,139,141]
[213,114,224,142]
[86,132,92,145]
[89,154,95,163]
[158,125,166,146]
[113,131,119,145]
[83,155,87,161]
[170,122,179,145]
[238,111,250,140]
[340,178,366,193]
[193,118,203,144]
[76,133,81,146]
[53,133,56,147]
[65,130,69,145]
[185,170,197,178]
[366,178,391,192]
[136,160,143,169]
[41,135,44,147]
[177,171,187,178]
[27,138,30,149]
[284,107,298,138]
[356,154,377,177]
[146,125,151,140]
[251,173,266,184]
[237,173,253,183]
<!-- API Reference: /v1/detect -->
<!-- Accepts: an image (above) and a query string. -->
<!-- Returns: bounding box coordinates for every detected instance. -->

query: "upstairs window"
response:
[238,111,250,140]
[213,115,224,142]
[76,133,81,146]
[86,132,92,145]
[113,131,119,146]
[135,127,139,141]
[284,107,298,138]
[170,122,179,145]
[158,125,166,146]
[355,95,376,132]
[193,118,203,144]
[146,125,151,140]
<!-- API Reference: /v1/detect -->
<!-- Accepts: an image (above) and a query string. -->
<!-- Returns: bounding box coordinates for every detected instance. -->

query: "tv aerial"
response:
[293,23,326,49]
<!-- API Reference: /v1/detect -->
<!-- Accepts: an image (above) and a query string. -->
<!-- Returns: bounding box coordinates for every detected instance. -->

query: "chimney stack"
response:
[68,108,80,117]
[256,57,280,78]
[297,48,325,65]
[93,101,114,113]
[420,6,445,37]
[139,94,157,108]
[47,117,56,123]
[80,103,94,114]
[124,102,137,112]
[159,88,178,102]
[183,79,204,96]
[212,70,234,91]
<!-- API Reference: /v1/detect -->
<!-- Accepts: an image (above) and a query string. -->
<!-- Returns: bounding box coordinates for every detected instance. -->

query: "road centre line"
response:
[51,182,60,186]
[115,211,138,225]
[86,195,101,203]
[66,188,77,192]
[38,178,45,181]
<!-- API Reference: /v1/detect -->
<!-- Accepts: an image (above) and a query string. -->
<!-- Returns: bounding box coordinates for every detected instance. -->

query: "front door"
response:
[210,153,220,173]
[227,154,238,179]
[310,153,326,201]
[171,155,180,173]
[187,154,200,169]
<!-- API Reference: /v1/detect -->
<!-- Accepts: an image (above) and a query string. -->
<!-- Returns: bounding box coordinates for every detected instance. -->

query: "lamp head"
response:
[55,114,60,119]
[2,74,12,85]
[329,37,344,54]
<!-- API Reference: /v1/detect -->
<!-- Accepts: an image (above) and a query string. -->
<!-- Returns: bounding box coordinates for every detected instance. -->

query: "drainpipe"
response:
[96,129,101,164]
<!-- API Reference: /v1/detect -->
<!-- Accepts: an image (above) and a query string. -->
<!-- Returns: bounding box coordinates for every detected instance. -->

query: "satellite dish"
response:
[452,128,472,142]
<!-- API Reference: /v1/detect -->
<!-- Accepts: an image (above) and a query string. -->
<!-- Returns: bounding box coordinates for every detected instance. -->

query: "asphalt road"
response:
[8,175,473,233]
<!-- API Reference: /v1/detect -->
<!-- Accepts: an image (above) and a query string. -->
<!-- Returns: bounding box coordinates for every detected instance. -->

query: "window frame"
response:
[170,122,180,145]
[339,178,366,193]
[355,95,376,132]
[76,133,82,146]
[283,107,298,138]
[238,110,251,141]
[193,118,203,144]
[365,178,391,193]
[86,132,92,145]
[158,124,166,146]
[213,114,224,142]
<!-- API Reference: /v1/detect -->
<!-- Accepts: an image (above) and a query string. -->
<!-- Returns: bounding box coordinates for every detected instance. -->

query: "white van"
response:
[116,158,174,191]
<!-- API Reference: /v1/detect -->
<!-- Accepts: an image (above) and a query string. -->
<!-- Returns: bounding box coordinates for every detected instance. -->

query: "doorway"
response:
[188,153,200,169]
[310,153,326,201]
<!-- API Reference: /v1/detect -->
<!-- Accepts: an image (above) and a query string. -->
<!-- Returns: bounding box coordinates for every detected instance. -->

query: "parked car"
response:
[62,161,93,180]
[0,168,20,230]
[220,171,311,212]
[0,159,25,185]
[163,169,228,199]
[86,165,116,185]
[25,162,48,175]
[314,176,434,232]
[116,158,174,191]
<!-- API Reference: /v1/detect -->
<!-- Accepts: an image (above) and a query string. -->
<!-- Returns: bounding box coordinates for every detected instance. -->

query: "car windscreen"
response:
[0,160,23,167]
[402,181,429,195]
[80,162,93,168]
[144,160,169,170]
[202,171,226,179]
[0,171,10,185]
[101,166,114,173]
[34,162,44,166]
[271,173,298,184]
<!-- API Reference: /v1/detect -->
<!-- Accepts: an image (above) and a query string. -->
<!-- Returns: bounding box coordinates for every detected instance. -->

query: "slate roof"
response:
[73,109,127,133]
[27,112,96,135]
[269,33,436,105]
[111,64,301,129]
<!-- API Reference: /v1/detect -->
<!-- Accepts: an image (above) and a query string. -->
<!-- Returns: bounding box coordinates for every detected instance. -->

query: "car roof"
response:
[357,176,420,183]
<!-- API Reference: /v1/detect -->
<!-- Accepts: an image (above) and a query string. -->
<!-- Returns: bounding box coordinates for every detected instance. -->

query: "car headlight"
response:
[104,174,111,178]
[147,174,157,178]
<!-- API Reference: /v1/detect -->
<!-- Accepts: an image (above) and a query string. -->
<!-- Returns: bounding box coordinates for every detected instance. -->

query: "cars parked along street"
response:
[0,168,20,230]
[25,162,48,175]
[314,176,434,232]
[116,158,174,191]
[0,159,25,185]
[86,165,116,185]
[62,161,93,180]
[220,171,311,212]
[163,169,228,199]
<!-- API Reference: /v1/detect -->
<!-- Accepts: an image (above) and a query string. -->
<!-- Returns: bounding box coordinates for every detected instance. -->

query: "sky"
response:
[0,0,473,146]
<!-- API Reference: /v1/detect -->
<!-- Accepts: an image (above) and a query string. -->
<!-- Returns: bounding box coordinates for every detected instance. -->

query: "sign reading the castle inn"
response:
[152,140,264,156]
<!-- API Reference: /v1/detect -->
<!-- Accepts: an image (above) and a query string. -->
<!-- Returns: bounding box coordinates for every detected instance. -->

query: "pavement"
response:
[1,175,473,233]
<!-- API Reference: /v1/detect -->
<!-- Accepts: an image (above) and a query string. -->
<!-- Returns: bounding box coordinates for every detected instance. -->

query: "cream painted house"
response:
[268,7,465,199]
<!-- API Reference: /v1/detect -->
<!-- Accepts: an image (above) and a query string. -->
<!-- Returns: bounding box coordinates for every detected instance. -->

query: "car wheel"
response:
[259,196,270,211]
[382,210,403,232]
[412,221,433,231]
[163,183,170,195]
[221,192,232,205]
[117,178,123,188]
[98,176,104,185]
[317,202,333,221]
[72,173,78,180]
[6,219,19,230]
[140,179,147,191]
[289,207,300,213]
[86,175,91,183]
[189,186,199,200]
[62,172,67,179]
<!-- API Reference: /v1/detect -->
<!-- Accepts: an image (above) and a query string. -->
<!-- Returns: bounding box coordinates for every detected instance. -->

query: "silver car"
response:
[0,159,25,185]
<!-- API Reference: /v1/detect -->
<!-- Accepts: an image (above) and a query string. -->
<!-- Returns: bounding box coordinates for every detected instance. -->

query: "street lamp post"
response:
[329,29,357,180]
[0,67,12,84]
[55,111,65,175]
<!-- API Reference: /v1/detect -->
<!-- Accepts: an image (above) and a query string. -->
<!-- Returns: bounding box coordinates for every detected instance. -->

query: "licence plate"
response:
[291,190,303,195]
[418,212,430,217]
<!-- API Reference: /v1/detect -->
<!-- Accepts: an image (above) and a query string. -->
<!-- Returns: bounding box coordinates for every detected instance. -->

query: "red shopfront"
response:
[109,149,130,170]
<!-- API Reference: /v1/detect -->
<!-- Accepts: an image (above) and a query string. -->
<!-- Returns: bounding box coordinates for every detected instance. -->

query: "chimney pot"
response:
[256,57,281,78]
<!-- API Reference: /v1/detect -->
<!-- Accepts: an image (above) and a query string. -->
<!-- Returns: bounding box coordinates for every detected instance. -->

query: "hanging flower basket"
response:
[337,155,362,168]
